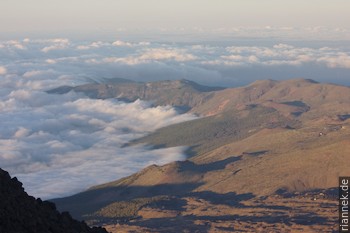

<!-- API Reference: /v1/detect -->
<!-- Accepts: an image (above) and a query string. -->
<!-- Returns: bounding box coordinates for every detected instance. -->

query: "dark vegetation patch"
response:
[128,106,301,156]
[338,114,350,121]
[281,101,308,108]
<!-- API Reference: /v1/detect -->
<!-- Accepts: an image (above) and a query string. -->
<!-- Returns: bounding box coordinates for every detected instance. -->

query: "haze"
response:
[1,0,350,39]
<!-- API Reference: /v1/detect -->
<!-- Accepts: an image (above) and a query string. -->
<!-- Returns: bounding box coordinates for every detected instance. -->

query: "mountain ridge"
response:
[50,78,349,232]
[48,78,350,118]
[0,168,107,233]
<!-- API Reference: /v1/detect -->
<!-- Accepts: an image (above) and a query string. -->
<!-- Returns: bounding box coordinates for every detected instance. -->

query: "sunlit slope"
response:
[129,105,300,155]
[49,78,350,121]
[191,79,350,119]
[52,78,350,226]
[53,115,350,220]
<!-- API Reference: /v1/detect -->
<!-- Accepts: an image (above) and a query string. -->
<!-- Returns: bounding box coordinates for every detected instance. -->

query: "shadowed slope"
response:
[50,78,350,232]
[0,169,107,233]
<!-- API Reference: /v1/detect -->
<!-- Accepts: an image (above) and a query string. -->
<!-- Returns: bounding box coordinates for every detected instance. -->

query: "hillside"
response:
[0,168,107,233]
[129,79,350,156]
[51,78,350,232]
[48,79,224,112]
[48,78,350,119]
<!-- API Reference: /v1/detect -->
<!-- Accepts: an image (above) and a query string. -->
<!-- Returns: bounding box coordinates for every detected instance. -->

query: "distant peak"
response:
[247,79,279,89]
[179,79,192,83]
[282,78,319,84]
[150,79,225,92]
[99,77,137,84]
[249,79,278,85]
[303,78,319,84]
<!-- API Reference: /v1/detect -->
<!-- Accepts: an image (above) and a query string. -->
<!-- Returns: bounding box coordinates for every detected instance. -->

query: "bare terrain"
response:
[51,78,350,232]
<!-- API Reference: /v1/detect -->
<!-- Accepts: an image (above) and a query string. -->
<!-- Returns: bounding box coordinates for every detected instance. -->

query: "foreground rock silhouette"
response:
[0,168,108,233]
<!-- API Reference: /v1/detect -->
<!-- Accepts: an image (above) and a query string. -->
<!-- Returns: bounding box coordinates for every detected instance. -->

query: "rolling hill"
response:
[50,78,350,232]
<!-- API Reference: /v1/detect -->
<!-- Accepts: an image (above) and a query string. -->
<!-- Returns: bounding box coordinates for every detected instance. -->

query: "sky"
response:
[1,0,350,39]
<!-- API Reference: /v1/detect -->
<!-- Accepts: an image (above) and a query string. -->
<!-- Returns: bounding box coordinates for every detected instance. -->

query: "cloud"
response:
[112,40,151,47]
[100,48,197,65]
[76,41,110,50]
[317,53,350,69]
[22,69,55,78]
[139,48,197,62]
[1,37,350,88]
[0,66,7,75]
[1,88,196,199]
[201,43,350,71]
[5,40,26,50]
[112,40,132,47]
[46,59,57,64]
[41,38,70,53]
[1,37,350,199]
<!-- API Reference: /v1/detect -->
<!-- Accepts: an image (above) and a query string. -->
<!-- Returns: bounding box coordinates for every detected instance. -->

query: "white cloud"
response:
[14,127,31,138]
[204,44,350,70]
[7,40,26,50]
[0,66,7,75]
[41,44,66,53]
[273,43,295,50]
[76,41,109,50]
[49,38,70,44]
[317,54,350,69]
[1,37,350,199]
[41,38,70,52]
[76,45,90,50]
[112,40,132,47]
[1,89,196,199]
[139,48,197,62]
[101,48,197,65]
[46,59,57,64]
[112,40,150,47]
[102,56,141,65]
[22,70,54,78]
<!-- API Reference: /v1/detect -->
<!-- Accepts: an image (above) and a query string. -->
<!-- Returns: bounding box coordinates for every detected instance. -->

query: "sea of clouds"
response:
[0,37,350,199]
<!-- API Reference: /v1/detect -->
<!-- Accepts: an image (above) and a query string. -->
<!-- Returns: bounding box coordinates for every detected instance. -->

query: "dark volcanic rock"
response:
[0,168,107,233]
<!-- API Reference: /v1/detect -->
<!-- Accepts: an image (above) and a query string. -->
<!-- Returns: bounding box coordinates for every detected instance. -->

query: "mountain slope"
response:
[49,78,350,119]
[51,78,350,232]
[48,79,224,112]
[128,105,300,156]
[53,123,343,232]
[127,79,350,157]
[0,168,107,233]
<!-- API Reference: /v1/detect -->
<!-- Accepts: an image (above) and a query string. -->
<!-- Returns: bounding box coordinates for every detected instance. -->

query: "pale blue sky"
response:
[1,0,349,35]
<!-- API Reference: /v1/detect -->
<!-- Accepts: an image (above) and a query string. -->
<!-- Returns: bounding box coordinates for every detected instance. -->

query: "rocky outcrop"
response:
[0,168,108,233]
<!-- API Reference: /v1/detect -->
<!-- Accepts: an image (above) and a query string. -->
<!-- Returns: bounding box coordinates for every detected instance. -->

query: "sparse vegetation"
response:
[51,78,350,232]
[93,196,167,219]
[131,106,300,156]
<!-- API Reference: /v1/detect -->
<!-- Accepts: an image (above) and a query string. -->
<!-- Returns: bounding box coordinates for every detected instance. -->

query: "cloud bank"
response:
[1,37,350,199]
[1,38,350,87]
[0,86,196,199]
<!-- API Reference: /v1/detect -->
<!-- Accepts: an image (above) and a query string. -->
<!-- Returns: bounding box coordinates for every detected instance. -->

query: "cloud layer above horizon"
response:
[1,38,350,87]
[1,37,350,199]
